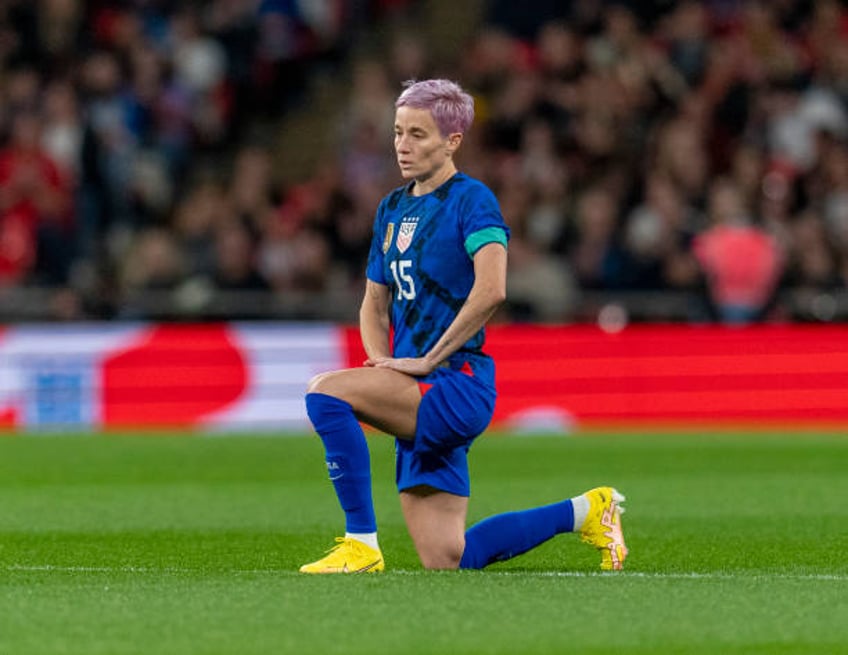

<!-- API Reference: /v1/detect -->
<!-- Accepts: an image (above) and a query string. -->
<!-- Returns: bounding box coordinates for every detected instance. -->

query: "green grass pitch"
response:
[1,430,846,654]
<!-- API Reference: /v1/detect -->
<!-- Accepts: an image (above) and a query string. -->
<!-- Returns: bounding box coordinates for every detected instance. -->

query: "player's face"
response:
[394,106,460,186]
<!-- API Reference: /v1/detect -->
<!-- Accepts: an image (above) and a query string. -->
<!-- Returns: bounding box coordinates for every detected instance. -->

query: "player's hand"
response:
[369,356,436,376]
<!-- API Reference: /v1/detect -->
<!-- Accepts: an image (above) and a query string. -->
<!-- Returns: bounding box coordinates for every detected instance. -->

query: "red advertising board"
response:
[485,324,848,428]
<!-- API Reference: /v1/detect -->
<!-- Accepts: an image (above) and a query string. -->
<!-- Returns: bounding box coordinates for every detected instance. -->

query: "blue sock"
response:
[459,500,575,569]
[305,392,376,533]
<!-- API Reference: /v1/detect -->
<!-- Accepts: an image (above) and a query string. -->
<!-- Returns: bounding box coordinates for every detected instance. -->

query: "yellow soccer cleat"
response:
[299,537,385,574]
[579,486,628,571]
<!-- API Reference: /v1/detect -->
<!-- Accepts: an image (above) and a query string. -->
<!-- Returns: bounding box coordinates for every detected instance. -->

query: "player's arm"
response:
[360,279,392,364]
[374,242,507,376]
[423,242,507,366]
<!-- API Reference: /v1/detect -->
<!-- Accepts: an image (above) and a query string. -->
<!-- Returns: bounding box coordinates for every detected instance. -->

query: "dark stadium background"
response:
[2,0,848,432]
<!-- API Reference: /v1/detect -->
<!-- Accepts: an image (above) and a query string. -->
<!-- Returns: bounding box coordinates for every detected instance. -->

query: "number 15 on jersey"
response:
[390,260,416,300]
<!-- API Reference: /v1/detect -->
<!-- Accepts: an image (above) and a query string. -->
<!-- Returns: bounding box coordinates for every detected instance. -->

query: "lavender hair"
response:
[395,79,475,136]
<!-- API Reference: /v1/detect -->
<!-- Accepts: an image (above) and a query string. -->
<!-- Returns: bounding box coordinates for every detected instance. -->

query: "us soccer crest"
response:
[396,217,419,253]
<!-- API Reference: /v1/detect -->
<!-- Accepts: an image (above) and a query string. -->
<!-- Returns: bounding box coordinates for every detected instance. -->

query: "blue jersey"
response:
[366,172,509,360]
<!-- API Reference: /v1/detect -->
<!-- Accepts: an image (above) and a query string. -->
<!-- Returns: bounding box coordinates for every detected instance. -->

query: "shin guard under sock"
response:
[305,392,376,533]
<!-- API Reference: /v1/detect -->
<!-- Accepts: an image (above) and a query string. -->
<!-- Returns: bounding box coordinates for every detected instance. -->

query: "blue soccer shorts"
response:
[395,356,497,497]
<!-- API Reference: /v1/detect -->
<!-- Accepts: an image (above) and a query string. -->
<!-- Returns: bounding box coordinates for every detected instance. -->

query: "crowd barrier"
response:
[1,322,847,432]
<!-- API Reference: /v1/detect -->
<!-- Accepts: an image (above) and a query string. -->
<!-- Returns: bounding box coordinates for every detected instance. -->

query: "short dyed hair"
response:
[395,79,475,136]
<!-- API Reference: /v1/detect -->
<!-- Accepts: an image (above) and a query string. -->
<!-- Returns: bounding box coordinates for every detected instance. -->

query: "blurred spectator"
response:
[653,116,710,210]
[41,79,84,184]
[661,1,711,89]
[0,112,73,286]
[37,0,86,67]
[385,28,432,84]
[766,81,848,174]
[77,50,138,240]
[257,203,330,295]
[168,8,232,150]
[172,180,231,279]
[120,227,185,295]
[461,26,525,104]
[692,179,784,324]
[568,185,627,290]
[228,143,277,233]
[817,138,848,263]
[728,141,766,216]
[783,209,842,291]
[501,178,577,322]
[328,177,377,289]
[252,0,346,117]
[338,58,395,193]
[623,173,700,290]
[802,0,848,78]
[210,220,270,292]
[4,66,42,115]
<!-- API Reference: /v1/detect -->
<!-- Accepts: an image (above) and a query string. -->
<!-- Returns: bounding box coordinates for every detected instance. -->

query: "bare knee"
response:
[418,538,465,570]
[400,488,468,571]
[420,551,463,570]
[306,371,331,395]
[307,370,351,398]
[306,370,360,400]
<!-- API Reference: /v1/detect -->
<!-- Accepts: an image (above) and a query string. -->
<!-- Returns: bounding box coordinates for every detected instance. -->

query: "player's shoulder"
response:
[449,172,489,192]
[448,174,500,213]
[440,172,496,202]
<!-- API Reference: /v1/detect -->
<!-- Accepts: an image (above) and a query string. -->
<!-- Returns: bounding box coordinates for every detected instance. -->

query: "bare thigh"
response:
[400,486,468,570]
[307,366,422,439]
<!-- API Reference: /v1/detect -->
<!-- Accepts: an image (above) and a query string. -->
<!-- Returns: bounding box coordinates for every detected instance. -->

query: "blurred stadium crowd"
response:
[2,0,848,324]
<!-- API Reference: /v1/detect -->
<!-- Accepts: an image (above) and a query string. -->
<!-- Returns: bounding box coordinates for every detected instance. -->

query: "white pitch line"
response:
[473,570,848,582]
[4,564,847,582]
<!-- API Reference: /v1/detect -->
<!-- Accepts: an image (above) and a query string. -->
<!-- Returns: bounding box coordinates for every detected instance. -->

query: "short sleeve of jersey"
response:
[459,181,510,257]
[365,197,388,284]
[465,226,508,257]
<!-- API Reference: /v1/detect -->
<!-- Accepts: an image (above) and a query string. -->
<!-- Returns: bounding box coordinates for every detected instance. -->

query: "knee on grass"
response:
[418,542,464,570]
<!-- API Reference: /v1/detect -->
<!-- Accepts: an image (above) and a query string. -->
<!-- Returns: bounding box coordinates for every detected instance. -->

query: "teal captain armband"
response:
[464,227,508,258]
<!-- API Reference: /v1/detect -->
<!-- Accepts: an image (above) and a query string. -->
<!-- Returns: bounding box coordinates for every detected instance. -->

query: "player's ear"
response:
[446,132,462,154]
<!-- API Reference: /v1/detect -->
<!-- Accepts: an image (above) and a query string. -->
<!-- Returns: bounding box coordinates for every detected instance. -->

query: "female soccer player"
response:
[300,79,627,573]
